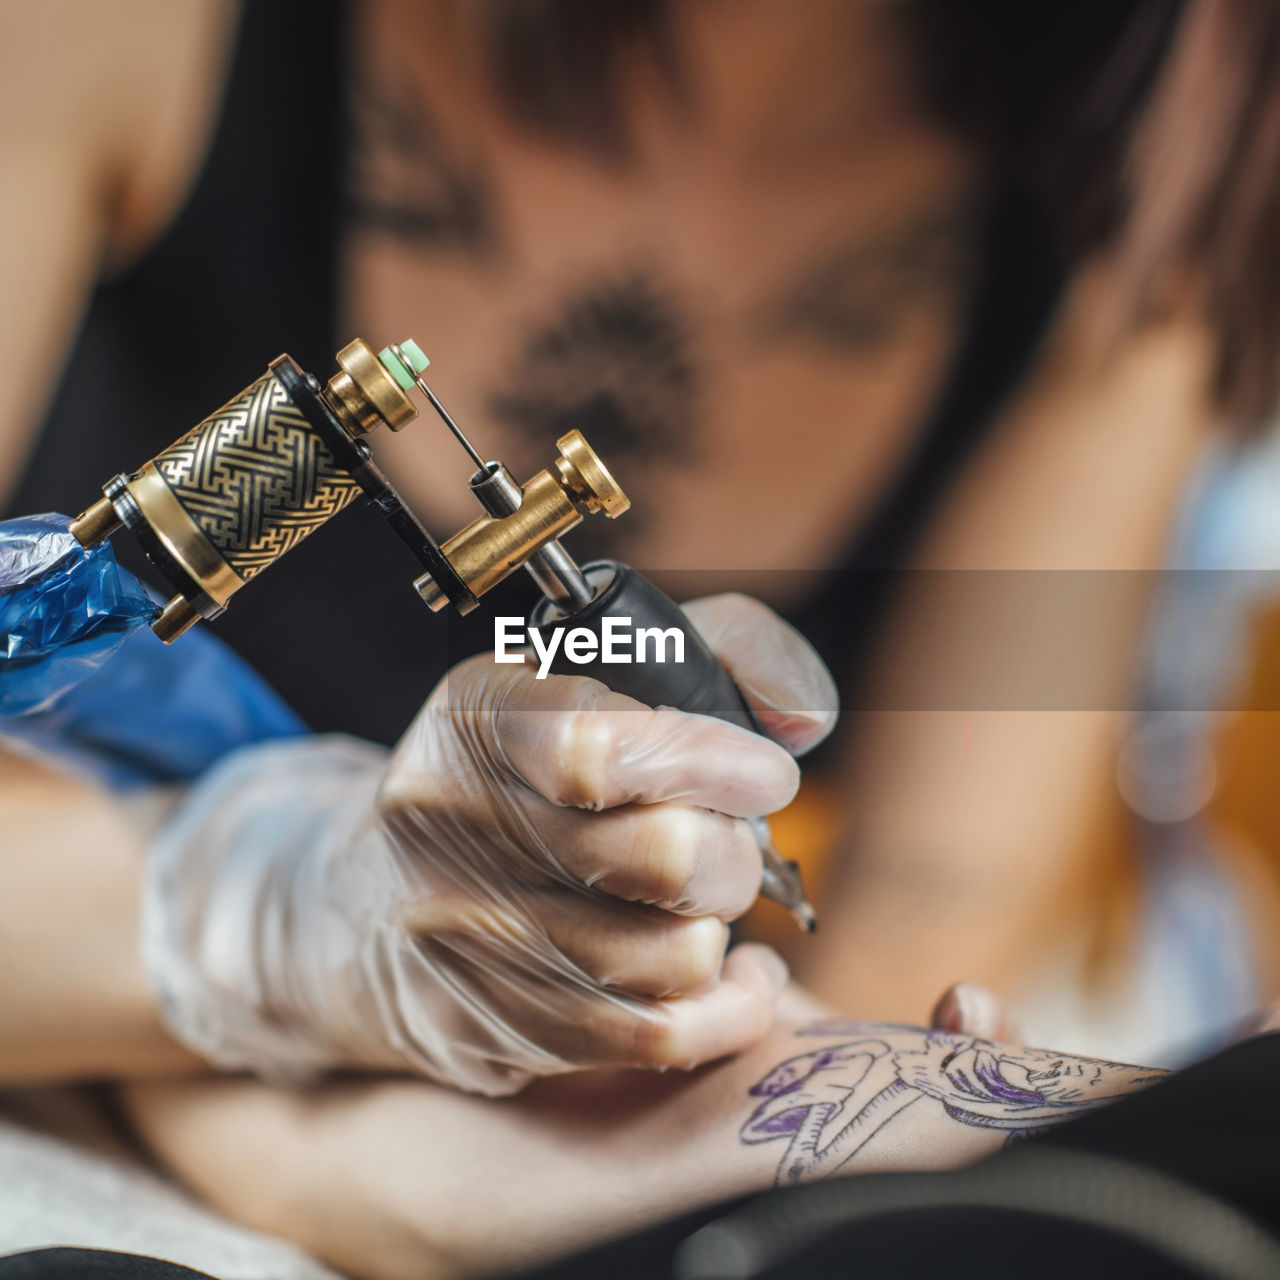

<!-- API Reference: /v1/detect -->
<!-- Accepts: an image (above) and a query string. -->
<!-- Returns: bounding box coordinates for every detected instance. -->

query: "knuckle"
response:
[666,916,729,991]
[634,807,704,907]
[548,712,617,809]
[590,1003,651,1063]
[375,768,423,819]
[744,990,776,1046]
[569,934,627,991]
[376,759,450,826]
[622,1007,683,1068]
[718,820,766,919]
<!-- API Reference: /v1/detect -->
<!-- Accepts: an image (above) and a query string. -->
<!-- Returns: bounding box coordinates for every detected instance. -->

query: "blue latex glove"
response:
[1,512,156,715]
[1,513,305,787]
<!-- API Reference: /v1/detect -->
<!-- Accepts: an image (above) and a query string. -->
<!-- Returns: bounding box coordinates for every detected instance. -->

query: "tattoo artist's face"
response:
[347,0,977,598]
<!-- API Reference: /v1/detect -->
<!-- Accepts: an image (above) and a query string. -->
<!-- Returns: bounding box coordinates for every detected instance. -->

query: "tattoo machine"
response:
[69,338,817,931]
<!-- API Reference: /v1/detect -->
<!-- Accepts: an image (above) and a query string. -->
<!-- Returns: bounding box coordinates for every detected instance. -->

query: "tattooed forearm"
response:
[757,196,977,352]
[346,71,497,252]
[743,1023,1166,1186]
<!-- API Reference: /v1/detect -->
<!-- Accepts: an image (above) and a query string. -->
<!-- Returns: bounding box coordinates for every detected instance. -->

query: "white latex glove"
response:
[142,593,838,1096]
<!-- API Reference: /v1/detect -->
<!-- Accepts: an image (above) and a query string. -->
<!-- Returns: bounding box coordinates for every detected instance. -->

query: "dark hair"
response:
[483,0,1280,427]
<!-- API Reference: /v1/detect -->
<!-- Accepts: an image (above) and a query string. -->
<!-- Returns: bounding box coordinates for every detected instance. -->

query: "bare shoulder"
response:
[0,0,237,502]
[0,0,238,260]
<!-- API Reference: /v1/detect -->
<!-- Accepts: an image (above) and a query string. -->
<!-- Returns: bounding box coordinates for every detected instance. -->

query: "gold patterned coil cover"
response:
[146,371,361,599]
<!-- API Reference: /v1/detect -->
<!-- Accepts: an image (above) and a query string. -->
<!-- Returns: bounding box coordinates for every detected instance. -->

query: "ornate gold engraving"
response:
[154,374,360,581]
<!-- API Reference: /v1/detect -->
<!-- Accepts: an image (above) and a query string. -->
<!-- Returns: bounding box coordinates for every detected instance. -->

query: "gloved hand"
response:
[142,593,838,1096]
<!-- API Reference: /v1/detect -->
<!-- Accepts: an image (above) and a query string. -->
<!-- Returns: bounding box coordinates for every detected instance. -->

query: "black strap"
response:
[0,1249,217,1280]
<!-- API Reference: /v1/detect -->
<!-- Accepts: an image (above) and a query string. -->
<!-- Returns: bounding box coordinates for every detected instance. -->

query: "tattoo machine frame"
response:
[70,338,816,930]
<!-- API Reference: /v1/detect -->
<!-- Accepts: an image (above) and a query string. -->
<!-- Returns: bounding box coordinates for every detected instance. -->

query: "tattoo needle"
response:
[383,340,595,607]
[752,816,818,933]
[386,342,487,474]
[381,339,818,934]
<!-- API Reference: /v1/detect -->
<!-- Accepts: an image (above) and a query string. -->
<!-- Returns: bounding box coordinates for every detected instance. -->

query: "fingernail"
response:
[952,981,1004,1040]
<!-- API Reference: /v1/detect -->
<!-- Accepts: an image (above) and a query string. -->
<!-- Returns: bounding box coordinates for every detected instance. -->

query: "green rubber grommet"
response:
[378,340,430,390]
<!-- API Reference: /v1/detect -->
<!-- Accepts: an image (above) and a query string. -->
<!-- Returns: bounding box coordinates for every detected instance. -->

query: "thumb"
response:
[681,593,839,757]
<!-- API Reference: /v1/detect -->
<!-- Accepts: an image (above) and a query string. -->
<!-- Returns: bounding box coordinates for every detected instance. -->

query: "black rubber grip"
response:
[528,561,763,737]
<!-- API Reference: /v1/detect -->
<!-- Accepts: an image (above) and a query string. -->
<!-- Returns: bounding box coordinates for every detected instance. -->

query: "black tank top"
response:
[7,0,1063,747]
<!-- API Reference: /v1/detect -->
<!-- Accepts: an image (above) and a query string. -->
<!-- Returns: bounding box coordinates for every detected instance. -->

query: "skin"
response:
[0,0,1231,1081]
[0,752,198,1081]
[347,0,976,578]
[117,1002,1165,1280]
[810,272,1215,1015]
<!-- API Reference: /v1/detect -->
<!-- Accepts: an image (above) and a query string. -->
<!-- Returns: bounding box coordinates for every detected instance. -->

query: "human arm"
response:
[805,270,1217,1020]
[0,749,201,1081]
[118,1001,1163,1280]
[0,0,237,1081]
